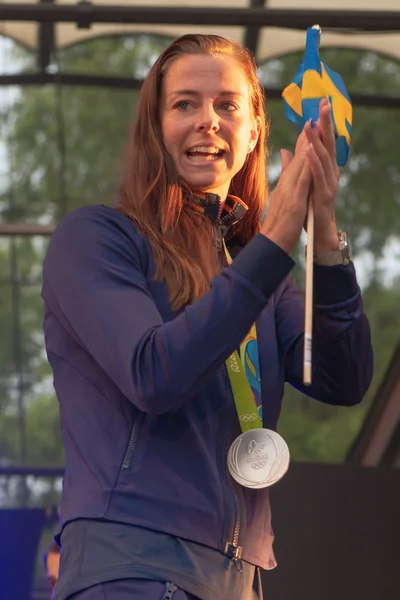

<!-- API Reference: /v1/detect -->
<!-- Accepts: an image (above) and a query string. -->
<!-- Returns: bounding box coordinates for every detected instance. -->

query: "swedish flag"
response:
[282,25,352,166]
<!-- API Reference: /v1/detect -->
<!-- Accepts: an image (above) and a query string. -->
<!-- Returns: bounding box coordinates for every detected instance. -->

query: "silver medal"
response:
[227,428,290,489]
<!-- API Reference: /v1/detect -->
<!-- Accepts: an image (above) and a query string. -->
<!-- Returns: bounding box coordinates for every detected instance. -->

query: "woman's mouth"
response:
[186,145,224,162]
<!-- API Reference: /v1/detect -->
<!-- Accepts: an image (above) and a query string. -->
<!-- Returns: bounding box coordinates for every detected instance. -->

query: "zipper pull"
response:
[162,582,178,600]
[225,542,243,572]
[234,557,243,572]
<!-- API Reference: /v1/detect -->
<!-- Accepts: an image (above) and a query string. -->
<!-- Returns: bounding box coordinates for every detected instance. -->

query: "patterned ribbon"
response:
[223,240,263,432]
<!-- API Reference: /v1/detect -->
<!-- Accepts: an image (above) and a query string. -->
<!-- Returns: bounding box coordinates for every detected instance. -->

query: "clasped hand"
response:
[261,98,340,255]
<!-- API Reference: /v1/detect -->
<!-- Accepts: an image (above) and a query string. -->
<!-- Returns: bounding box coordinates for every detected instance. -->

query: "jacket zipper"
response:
[121,414,143,470]
[224,430,243,572]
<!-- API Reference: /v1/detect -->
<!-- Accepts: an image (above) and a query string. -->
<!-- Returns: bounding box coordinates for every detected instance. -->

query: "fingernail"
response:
[310,119,317,129]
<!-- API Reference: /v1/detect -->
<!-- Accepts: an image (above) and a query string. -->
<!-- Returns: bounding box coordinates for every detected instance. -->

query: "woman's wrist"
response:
[260,228,294,256]
[314,235,339,256]
[313,222,339,256]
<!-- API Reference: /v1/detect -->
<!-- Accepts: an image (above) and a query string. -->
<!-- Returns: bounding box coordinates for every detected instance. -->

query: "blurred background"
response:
[0,2,399,599]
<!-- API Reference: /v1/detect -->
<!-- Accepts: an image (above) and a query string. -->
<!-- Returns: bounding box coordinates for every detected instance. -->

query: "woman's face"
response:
[160,53,260,200]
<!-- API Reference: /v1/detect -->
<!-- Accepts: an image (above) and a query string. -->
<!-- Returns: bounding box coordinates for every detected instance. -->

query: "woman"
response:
[42,34,373,600]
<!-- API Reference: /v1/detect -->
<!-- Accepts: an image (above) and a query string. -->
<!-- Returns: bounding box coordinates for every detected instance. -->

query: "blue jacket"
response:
[42,203,373,570]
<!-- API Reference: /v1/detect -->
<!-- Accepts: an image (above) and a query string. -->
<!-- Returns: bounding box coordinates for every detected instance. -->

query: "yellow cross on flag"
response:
[282,25,352,166]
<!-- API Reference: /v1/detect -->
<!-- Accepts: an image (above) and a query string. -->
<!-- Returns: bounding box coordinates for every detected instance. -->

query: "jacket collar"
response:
[186,192,248,241]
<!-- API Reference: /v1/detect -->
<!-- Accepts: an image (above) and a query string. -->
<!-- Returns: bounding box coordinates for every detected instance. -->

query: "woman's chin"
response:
[186,178,230,198]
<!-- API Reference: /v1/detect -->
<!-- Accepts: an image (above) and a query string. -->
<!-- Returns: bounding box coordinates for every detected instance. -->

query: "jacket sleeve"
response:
[275,263,373,406]
[42,207,294,415]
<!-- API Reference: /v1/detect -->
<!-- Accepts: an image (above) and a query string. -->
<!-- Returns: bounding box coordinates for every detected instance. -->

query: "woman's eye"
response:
[219,102,237,111]
[175,101,190,110]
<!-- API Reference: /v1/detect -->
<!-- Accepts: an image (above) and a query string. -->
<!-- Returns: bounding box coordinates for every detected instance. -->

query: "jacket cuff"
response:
[314,262,359,305]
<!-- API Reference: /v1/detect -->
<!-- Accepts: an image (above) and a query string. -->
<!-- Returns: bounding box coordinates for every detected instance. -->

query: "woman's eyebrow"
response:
[169,90,244,98]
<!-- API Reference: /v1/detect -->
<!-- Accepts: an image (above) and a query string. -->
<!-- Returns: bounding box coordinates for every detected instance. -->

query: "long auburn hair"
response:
[118,34,268,310]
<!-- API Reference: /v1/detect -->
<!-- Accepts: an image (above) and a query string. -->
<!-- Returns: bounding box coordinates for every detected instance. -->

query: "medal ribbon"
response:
[223,240,263,433]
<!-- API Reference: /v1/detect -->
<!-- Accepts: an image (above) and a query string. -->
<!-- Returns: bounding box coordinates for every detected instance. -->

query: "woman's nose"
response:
[195,105,220,133]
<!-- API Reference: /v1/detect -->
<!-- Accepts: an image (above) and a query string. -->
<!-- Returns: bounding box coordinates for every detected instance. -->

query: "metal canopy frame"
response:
[2,4,400,29]
[0,3,399,109]
[347,345,400,468]
[0,3,398,479]
[0,2,399,234]
[0,72,398,109]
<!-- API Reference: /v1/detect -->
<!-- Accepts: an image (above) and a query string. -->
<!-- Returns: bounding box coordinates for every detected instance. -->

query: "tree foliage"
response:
[0,34,399,507]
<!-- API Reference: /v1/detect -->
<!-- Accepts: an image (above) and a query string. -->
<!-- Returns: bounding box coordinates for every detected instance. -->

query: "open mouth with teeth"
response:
[186,146,224,161]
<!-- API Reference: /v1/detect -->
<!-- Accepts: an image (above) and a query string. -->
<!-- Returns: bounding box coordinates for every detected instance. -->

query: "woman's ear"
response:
[248,115,261,153]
